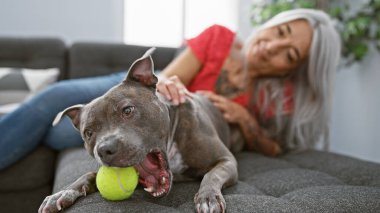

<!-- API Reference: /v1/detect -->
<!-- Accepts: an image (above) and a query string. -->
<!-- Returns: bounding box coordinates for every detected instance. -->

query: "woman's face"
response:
[245,19,313,78]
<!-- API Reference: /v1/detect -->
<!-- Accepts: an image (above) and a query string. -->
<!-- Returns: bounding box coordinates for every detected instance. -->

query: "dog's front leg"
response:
[194,157,238,213]
[39,172,97,213]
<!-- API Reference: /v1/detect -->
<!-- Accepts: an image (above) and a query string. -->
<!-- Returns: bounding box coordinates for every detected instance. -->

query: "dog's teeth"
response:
[161,177,167,184]
[144,187,154,193]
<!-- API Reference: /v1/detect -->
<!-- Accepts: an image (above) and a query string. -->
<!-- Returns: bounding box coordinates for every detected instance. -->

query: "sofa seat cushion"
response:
[53,148,380,212]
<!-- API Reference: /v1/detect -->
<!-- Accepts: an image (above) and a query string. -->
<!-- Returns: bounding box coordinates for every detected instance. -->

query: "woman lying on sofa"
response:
[0,9,341,170]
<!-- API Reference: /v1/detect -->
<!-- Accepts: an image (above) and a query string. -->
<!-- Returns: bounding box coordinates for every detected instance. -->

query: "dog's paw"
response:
[38,188,85,213]
[194,188,226,213]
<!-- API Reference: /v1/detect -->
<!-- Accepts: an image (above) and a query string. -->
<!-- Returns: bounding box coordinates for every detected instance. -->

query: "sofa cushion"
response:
[68,43,177,79]
[283,151,380,186]
[53,148,380,212]
[0,37,66,79]
[0,67,60,115]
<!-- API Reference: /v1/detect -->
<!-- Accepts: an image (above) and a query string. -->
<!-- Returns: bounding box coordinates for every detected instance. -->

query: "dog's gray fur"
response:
[39,48,240,213]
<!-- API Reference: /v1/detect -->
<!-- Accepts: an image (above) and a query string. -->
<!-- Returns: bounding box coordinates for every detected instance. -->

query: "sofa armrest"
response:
[0,145,57,213]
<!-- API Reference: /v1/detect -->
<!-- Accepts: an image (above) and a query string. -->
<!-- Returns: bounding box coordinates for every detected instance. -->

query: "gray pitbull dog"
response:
[39,48,242,213]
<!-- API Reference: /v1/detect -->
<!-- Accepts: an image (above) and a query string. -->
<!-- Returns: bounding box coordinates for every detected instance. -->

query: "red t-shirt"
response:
[186,24,293,118]
[186,25,250,105]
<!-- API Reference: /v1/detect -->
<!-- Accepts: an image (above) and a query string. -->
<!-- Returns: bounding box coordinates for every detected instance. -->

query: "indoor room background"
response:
[0,0,379,163]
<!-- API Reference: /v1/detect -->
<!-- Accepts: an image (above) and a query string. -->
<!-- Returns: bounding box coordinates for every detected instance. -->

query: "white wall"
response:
[237,0,254,40]
[329,0,380,164]
[329,0,380,163]
[331,47,380,163]
[123,0,238,47]
[0,0,124,44]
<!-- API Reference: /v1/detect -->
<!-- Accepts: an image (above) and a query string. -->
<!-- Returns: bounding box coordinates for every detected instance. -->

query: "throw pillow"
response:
[0,67,60,115]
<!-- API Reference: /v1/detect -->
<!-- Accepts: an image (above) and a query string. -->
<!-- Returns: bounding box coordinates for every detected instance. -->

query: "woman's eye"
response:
[278,27,285,37]
[84,130,93,139]
[122,106,135,116]
[286,48,299,64]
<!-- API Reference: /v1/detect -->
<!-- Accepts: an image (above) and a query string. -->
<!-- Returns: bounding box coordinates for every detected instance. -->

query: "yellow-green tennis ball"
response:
[96,166,139,201]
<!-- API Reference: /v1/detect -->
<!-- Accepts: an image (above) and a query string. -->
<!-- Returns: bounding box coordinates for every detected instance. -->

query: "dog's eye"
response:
[122,106,135,116]
[84,129,93,139]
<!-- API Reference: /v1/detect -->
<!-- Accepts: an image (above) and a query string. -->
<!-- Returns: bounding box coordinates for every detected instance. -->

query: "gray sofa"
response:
[0,37,379,213]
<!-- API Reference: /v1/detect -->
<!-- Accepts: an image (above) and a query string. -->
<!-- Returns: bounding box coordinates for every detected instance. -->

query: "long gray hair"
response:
[246,9,341,151]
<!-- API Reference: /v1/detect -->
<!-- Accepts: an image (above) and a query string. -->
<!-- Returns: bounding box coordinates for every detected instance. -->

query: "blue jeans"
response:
[0,72,125,170]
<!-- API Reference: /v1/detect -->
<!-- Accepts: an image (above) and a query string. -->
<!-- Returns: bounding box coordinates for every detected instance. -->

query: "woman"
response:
[158,8,341,155]
[0,9,341,170]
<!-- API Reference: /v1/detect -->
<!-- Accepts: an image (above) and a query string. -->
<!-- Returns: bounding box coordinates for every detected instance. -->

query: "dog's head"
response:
[54,48,172,197]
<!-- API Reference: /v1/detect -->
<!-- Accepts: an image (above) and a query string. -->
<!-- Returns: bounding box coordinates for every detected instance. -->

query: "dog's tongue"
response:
[138,153,160,174]
[135,153,162,191]
[135,152,171,197]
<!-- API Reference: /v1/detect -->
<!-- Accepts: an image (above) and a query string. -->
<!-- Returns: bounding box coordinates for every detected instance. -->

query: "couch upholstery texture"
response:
[0,37,379,213]
[0,38,65,213]
[55,148,380,213]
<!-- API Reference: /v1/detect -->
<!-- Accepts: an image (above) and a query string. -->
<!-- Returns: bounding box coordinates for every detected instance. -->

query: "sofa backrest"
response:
[67,42,178,79]
[0,37,66,79]
[0,37,180,81]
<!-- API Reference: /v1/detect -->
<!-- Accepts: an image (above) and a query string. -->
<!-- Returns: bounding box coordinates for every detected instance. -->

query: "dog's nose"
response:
[97,141,118,163]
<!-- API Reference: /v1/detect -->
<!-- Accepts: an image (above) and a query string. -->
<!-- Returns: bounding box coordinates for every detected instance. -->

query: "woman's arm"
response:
[156,47,202,105]
[238,110,282,156]
[198,91,282,156]
[159,47,202,85]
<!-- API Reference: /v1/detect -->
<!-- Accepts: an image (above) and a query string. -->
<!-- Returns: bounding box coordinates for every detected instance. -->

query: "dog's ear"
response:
[125,47,158,87]
[52,104,84,130]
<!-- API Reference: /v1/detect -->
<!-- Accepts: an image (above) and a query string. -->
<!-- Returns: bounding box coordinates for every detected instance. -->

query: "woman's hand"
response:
[157,75,188,105]
[197,91,249,124]
[198,90,282,156]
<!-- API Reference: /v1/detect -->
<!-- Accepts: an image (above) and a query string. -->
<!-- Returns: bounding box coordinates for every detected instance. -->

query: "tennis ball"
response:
[96,166,139,201]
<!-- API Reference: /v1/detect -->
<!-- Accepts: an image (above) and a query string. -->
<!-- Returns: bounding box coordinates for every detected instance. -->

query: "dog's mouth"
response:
[134,149,172,197]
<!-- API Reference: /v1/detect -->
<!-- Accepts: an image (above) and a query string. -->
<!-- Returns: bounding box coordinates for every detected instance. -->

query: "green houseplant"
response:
[251,0,380,64]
